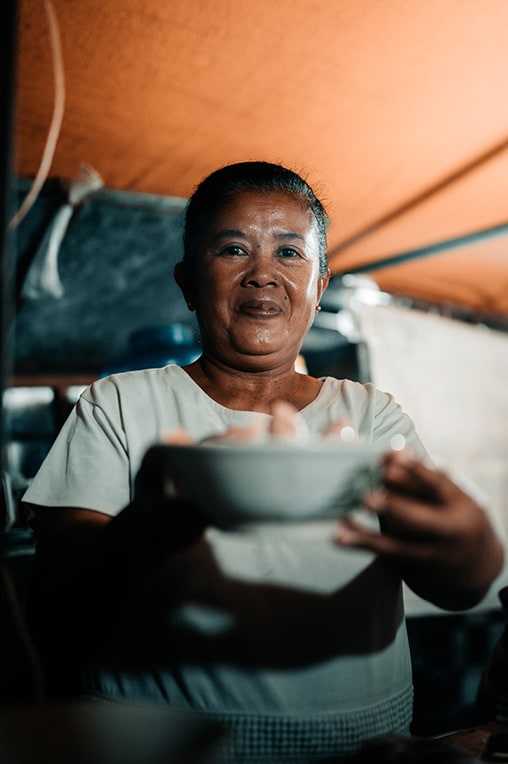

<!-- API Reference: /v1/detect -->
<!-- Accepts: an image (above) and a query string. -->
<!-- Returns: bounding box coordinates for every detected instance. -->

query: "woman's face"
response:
[179,190,329,373]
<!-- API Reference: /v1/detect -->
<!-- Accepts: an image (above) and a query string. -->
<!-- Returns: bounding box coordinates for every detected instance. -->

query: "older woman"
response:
[24,162,503,762]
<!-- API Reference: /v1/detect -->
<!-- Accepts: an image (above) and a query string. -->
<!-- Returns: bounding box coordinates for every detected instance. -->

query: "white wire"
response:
[9,0,66,230]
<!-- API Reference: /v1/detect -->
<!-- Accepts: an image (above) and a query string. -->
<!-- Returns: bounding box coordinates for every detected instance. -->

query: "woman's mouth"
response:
[238,300,283,318]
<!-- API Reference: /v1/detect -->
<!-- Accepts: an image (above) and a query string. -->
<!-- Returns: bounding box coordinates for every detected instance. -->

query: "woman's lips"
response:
[238,299,283,317]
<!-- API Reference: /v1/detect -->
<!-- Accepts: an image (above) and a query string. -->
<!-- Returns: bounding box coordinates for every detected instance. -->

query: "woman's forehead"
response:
[208,190,315,229]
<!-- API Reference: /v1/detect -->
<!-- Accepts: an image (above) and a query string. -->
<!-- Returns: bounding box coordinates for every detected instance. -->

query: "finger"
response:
[382,452,460,504]
[160,428,195,445]
[323,419,357,443]
[270,400,309,441]
[202,417,266,443]
[334,516,435,561]
[362,488,451,539]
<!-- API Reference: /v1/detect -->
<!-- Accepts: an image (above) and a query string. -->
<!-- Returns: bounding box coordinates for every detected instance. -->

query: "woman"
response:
[24,162,503,762]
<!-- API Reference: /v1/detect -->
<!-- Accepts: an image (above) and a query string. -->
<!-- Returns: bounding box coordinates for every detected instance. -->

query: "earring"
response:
[315,305,321,312]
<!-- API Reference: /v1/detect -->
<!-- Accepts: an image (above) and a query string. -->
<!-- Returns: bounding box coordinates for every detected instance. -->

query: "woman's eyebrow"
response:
[209,229,246,244]
[209,229,306,244]
[274,231,306,242]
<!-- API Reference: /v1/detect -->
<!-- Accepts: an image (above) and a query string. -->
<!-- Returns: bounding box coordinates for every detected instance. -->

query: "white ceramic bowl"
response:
[162,440,387,527]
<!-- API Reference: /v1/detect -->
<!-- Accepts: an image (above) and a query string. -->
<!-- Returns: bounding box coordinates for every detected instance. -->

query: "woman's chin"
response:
[230,350,297,373]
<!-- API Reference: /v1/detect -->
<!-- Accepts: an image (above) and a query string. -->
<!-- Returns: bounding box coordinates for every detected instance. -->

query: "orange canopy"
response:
[14,0,508,316]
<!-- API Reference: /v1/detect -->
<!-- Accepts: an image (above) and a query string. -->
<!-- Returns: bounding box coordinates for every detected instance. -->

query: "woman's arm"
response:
[335,451,504,611]
[25,446,206,698]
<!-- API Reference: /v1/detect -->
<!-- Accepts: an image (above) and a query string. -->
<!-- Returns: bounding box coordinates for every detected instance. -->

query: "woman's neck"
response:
[182,356,322,413]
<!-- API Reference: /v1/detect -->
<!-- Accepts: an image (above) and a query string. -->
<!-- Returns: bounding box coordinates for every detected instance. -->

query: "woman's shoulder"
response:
[320,376,390,401]
[316,377,401,422]
[80,365,186,406]
[86,364,183,392]
[316,376,425,453]
[303,376,385,420]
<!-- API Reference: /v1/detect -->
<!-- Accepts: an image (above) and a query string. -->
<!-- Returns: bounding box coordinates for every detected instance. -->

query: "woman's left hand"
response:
[335,451,504,610]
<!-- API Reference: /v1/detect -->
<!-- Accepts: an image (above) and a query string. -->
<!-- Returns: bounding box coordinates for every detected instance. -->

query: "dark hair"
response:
[183,161,329,276]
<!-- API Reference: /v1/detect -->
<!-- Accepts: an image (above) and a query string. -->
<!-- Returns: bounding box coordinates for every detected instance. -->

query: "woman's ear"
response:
[317,269,331,302]
[174,262,196,312]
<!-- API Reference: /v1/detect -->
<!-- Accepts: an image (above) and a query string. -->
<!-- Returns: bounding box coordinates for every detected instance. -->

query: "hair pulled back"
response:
[183,161,329,276]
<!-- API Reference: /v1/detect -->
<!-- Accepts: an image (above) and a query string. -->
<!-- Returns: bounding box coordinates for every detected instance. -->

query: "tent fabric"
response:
[13,0,508,315]
[353,303,508,615]
[13,182,193,372]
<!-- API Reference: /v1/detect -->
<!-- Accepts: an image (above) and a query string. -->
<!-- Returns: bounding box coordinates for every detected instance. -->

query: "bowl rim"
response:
[160,439,389,458]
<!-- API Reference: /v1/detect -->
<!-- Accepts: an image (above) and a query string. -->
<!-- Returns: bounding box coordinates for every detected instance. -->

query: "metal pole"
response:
[334,220,508,276]
[1,0,18,529]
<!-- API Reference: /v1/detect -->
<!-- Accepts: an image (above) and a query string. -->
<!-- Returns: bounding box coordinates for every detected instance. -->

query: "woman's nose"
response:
[242,254,278,287]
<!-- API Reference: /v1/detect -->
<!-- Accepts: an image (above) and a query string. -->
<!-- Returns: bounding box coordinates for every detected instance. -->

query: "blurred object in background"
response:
[0,702,226,764]
[102,323,201,377]
[300,275,388,383]
[3,386,55,501]
[476,587,508,723]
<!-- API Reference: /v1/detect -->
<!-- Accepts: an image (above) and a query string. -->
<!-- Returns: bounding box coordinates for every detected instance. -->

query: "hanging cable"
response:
[9,0,65,229]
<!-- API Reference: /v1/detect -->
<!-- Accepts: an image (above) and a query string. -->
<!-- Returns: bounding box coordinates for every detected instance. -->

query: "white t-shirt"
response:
[24,365,426,514]
[24,365,428,761]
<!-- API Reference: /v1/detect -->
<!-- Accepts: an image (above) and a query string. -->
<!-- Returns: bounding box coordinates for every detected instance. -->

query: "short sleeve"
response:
[22,391,131,515]
[371,386,429,460]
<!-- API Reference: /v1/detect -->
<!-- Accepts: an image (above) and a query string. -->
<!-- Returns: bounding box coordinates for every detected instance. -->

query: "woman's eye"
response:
[278,247,300,258]
[220,245,246,256]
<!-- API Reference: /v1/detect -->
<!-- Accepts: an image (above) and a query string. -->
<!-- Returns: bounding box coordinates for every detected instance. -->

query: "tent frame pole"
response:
[335,219,508,276]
